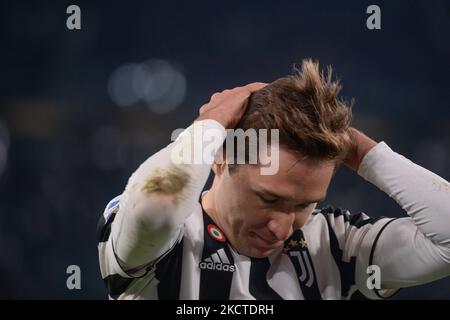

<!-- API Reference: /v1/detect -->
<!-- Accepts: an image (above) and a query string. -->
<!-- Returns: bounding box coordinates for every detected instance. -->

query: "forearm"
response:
[111,119,226,269]
[358,142,450,245]
[357,142,450,289]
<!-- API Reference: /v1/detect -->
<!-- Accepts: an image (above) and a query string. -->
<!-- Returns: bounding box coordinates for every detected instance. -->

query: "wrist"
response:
[344,128,377,171]
[196,113,229,129]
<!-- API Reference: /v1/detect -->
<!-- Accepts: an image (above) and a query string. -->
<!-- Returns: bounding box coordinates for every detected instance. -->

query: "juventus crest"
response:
[284,230,322,299]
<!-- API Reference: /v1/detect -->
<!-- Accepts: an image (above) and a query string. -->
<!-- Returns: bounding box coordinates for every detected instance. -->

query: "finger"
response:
[209,88,237,106]
[245,82,268,92]
[202,89,234,113]
[224,90,253,109]
[210,92,221,101]
[201,83,266,115]
[226,82,267,96]
[199,103,210,115]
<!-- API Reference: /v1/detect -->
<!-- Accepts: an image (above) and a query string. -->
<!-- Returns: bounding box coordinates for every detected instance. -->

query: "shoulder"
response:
[97,195,122,243]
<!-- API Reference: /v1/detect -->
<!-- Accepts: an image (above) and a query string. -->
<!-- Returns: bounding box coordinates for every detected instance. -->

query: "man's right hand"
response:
[196,82,267,129]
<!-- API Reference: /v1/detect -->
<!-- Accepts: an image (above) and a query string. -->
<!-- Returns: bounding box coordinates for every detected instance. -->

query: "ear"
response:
[212,161,227,177]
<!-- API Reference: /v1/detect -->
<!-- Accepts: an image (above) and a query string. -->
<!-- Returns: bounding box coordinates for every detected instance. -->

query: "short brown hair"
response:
[228,59,353,169]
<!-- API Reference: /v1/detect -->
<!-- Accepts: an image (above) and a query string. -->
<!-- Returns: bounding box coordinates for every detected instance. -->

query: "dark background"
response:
[0,0,449,299]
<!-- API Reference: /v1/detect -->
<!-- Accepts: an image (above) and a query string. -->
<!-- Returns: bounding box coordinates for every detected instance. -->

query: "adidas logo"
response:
[199,248,236,272]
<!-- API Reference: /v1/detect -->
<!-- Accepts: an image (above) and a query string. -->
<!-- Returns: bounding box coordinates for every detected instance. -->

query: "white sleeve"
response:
[107,119,226,276]
[356,141,450,297]
[316,206,395,299]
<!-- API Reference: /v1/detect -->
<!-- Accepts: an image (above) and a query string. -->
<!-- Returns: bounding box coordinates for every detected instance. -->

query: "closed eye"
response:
[258,194,278,204]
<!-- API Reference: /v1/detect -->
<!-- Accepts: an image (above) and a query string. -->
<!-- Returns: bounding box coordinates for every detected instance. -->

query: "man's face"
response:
[211,147,335,258]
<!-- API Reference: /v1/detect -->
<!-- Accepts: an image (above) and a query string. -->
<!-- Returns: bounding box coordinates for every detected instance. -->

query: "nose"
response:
[266,213,295,241]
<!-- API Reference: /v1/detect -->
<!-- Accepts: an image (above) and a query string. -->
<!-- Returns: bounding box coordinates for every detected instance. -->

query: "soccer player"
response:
[97,60,450,299]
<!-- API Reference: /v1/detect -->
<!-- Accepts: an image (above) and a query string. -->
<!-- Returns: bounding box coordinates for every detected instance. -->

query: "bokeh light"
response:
[108,59,186,114]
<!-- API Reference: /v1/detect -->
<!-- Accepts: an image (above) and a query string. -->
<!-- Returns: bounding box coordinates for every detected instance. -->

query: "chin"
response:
[242,246,279,258]
[231,235,282,258]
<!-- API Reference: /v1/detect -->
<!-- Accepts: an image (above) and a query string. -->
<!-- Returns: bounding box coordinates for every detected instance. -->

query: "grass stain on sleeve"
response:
[142,165,190,205]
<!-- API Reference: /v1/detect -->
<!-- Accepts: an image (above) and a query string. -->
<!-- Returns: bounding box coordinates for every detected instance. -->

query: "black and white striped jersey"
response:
[98,198,395,299]
[97,120,450,300]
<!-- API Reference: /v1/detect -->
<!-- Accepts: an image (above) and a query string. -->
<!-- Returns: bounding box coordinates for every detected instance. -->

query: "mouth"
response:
[249,232,283,250]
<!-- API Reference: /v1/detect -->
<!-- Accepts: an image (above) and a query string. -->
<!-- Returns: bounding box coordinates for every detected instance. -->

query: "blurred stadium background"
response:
[0,0,449,299]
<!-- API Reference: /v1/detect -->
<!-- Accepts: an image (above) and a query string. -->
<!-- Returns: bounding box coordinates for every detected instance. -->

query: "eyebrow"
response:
[255,188,327,204]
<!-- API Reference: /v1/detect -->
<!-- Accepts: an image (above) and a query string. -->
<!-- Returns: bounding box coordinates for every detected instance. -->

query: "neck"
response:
[201,184,220,225]
[201,184,242,255]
